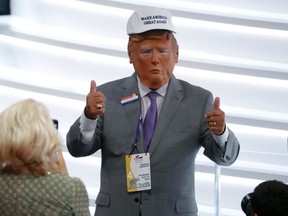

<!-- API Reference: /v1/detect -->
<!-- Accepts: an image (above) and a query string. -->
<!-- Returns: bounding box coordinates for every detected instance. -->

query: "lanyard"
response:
[130,115,143,155]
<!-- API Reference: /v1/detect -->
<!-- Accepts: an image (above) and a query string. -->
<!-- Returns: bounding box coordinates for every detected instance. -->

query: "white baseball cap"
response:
[127,7,175,35]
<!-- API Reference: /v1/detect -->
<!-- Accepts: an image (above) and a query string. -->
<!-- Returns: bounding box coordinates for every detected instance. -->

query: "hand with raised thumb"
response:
[84,80,106,120]
[205,97,226,134]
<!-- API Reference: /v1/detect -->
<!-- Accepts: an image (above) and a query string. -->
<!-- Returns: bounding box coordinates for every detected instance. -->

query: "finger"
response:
[90,80,97,93]
[214,96,220,110]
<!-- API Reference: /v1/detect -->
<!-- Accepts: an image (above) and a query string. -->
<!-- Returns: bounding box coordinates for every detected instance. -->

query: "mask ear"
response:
[128,52,133,64]
[175,50,179,63]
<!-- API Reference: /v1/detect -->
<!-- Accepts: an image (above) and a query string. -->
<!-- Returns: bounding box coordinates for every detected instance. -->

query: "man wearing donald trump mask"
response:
[67,6,240,216]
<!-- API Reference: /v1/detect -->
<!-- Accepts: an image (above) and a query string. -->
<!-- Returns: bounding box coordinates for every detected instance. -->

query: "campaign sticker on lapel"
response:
[121,93,139,105]
[125,153,151,192]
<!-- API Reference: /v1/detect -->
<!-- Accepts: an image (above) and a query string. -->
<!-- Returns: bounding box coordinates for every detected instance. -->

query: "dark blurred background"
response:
[0,0,10,15]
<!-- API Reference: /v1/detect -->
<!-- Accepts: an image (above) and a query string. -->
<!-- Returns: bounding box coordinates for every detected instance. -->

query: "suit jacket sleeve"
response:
[203,128,240,166]
[66,116,102,157]
[201,92,240,166]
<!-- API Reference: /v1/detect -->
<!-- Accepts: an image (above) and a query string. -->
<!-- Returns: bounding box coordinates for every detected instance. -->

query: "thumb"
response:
[90,80,97,93]
[214,96,220,110]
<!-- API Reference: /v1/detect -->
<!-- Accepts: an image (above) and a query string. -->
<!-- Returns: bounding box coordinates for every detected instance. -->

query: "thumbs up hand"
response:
[84,80,106,119]
[205,97,225,134]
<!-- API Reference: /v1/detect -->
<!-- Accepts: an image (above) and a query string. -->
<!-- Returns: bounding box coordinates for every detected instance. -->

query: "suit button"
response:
[134,197,140,203]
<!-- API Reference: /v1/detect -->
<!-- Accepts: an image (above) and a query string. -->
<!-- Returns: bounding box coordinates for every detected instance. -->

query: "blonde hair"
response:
[0,99,61,176]
[128,30,179,59]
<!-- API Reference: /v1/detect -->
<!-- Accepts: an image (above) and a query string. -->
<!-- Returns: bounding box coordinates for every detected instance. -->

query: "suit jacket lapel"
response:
[148,75,184,155]
[120,73,143,152]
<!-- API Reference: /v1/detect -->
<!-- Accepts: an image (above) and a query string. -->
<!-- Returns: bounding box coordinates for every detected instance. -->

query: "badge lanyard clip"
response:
[129,115,143,155]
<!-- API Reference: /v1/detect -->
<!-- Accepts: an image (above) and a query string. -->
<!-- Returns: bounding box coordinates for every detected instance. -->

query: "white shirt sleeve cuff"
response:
[79,112,98,144]
[212,125,229,147]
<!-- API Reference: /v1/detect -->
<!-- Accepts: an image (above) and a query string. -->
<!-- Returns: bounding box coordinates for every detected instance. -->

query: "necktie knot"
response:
[148,91,158,102]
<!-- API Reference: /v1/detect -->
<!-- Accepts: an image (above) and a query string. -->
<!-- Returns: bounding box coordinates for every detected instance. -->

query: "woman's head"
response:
[0,99,62,176]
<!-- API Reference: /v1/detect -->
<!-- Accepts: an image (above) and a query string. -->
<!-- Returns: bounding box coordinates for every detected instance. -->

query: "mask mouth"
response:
[241,192,254,215]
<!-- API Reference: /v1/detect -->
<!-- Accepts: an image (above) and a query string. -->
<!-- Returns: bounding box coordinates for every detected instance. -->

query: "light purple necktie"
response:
[143,91,158,152]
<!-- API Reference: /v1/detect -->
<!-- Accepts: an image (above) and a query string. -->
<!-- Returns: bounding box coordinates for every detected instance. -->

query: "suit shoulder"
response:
[97,76,130,92]
[177,79,212,95]
[99,77,127,87]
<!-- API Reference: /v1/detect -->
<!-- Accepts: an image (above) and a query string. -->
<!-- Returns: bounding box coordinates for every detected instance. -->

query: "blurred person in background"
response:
[241,180,288,216]
[0,99,90,216]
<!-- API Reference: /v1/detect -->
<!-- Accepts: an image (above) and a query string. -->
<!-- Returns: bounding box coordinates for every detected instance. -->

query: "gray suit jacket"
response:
[67,73,240,216]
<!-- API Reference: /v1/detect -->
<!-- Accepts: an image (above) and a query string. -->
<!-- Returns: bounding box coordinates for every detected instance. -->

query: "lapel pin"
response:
[121,93,139,105]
